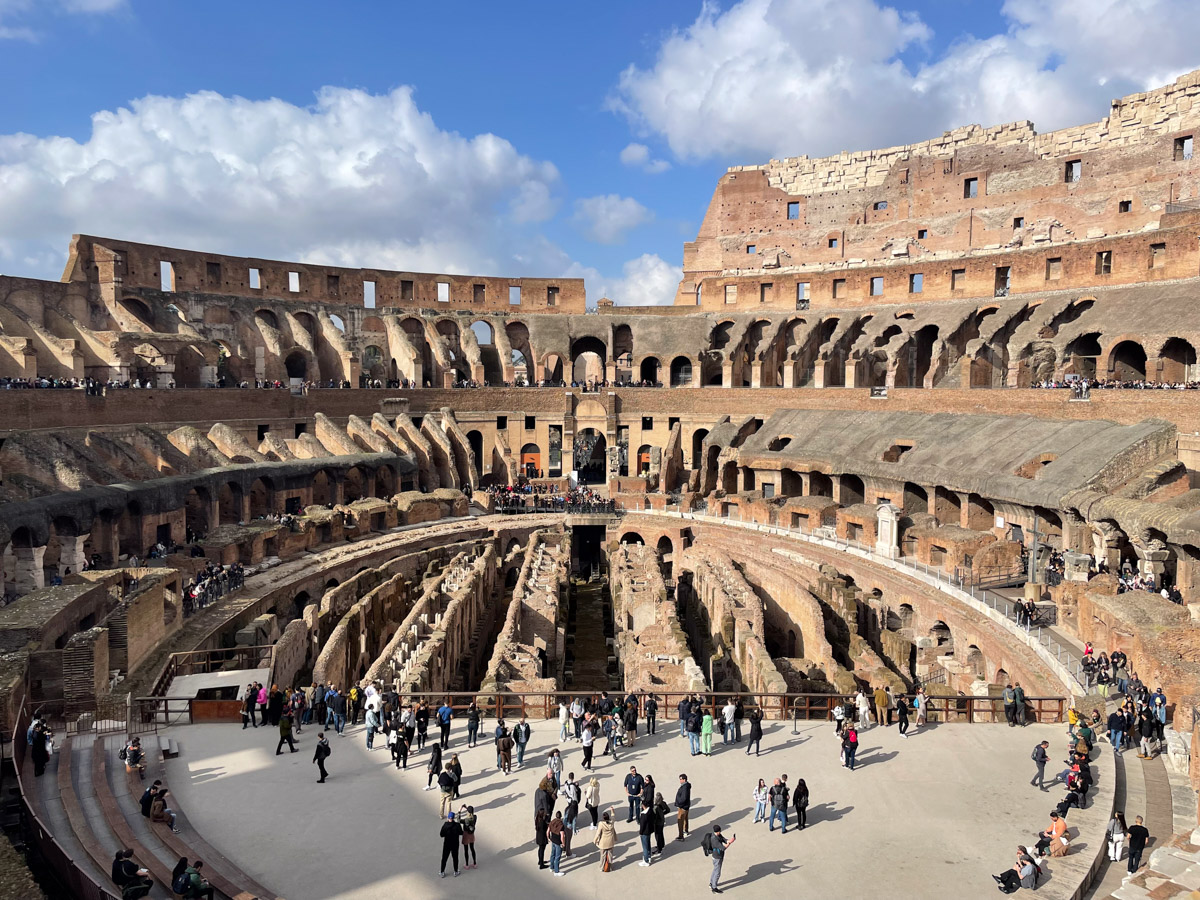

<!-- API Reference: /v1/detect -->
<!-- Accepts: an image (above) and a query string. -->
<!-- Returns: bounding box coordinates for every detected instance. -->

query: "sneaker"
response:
[171,827,181,834]
[553,872,564,878]
[453,871,460,877]
[638,861,650,867]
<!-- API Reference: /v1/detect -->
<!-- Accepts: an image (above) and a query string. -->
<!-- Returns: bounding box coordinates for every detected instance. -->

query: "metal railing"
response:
[642,509,1088,694]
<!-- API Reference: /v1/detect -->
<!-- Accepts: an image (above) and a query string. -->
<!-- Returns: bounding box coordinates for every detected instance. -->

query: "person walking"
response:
[707,824,735,894]
[896,694,910,737]
[276,713,298,755]
[558,701,570,743]
[767,777,789,833]
[1127,816,1149,873]
[584,776,601,829]
[1107,811,1127,862]
[746,707,763,756]
[676,773,691,840]
[752,778,768,824]
[549,810,566,876]
[439,811,463,878]
[580,720,595,770]
[459,805,478,869]
[1107,708,1125,755]
[514,716,531,768]
[793,778,809,830]
[436,700,453,749]
[624,766,645,823]
[415,701,429,750]
[1030,740,1049,790]
[312,733,330,783]
[242,684,257,729]
[562,779,579,858]
[425,741,443,791]
[686,709,702,756]
[594,808,618,871]
[465,702,480,748]
[636,804,655,866]
[842,724,859,770]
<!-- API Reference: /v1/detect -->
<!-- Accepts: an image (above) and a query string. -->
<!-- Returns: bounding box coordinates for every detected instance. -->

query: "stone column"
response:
[1132,537,1169,589]
[844,357,859,388]
[59,533,90,577]
[13,545,46,595]
[957,492,971,529]
[875,503,899,558]
[721,360,734,388]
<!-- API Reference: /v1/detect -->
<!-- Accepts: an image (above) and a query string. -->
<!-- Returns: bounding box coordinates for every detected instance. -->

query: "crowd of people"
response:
[183,562,244,617]
[1,376,169,392]
[488,484,613,513]
[1032,377,1200,393]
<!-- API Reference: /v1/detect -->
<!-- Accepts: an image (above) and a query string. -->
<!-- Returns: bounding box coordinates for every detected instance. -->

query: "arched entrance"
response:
[574,429,607,483]
[521,442,541,479]
[467,431,484,477]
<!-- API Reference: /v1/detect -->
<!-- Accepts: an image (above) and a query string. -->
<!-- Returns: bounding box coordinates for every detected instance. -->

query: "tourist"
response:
[584,776,601,829]
[645,694,658,735]
[123,736,146,780]
[593,808,618,871]
[992,848,1038,894]
[465,701,480,748]
[559,700,570,742]
[842,724,859,770]
[493,718,508,769]
[896,694,910,737]
[139,780,161,817]
[580,719,595,770]
[388,723,409,770]
[686,707,702,755]
[180,859,214,900]
[437,700,453,748]
[721,697,736,744]
[1030,740,1049,790]
[677,696,690,738]
[706,824,735,894]
[150,788,181,833]
[534,807,549,870]
[1002,683,1017,726]
[169,857,188,892]
[514,716,531,767]
[276,713,298,755]
[701,709,715,756]
[242,683,257,728]
[459,805,478,869]
[111,848,149,892]
[885,686,897,725]
[313,733,330,783]
[439,810,463,877]
[267,684,284,726]
[571,697,585,740]
[256,683,268,728]
[425,741,442,791]
[637,803,655,866]
[1034,811,1068,858]
[652,791,669,855]
[915,689,929,728]
[624,765,645,822]
[752,778,768,823]
[549,809,566,875]
[547,748,563,787]
[874,685,888,726]
[329,688,347,736]
[364,704,380,751]
[746,706,764,756]
[793,777,809,829]
[1107,811,1128,861]
[536,775,557,821]
[768,777,789,832]
[448,753,463,799]
[497,728,514,775]
[438,764,456,818]
[1107,708,1125,755]
[1014,682,1028,726]
[562,776,580,857]
[1127,815,1150,873]
[855,689,871,729]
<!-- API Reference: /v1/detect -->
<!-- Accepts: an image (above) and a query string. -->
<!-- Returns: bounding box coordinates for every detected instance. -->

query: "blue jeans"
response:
[516,741,526,765]
[722,722,732,743]
[754,800,766,822]
[687,732,700,755]
[334,713,345,734]
[769,807,787,832]
[1110,729,1123,751]
[550,842,562,873]
[844,745,856,769]
[640,833,652,863]
[679,717,687,738]
[302,708,312,725]
[627,796,642,823]
[365,727,374,749]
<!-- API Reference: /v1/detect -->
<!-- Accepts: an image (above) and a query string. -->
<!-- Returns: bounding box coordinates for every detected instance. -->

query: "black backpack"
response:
[171,870,190,894]
[701,832,714,857]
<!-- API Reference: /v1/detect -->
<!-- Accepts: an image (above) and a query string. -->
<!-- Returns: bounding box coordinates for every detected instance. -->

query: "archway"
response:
[312,470,331,506]
[637,444,652,475]
[541,353,565,384]
[670,356,693,387]
[639,357,661,384]
[249,477,274,518]
[1160,337,1197,382]
[344,467,366,502]
[184,487,210,541]
[575,428,606,483]
[840,474,865,506]
[619,532,645,545]
[284,350,307,380]
[929,621,954,654]
[218,482,243,524]
[1109,340,1147,381]
[691,429,709,469]
[520,442,541,479]
[467,431,484,477]
[656,535,674,583]
[903,482,928,516]
[966,645,986,679]
[571,336,607,384]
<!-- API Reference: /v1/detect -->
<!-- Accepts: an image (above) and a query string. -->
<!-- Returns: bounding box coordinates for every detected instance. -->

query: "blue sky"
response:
[1,0,1198,304]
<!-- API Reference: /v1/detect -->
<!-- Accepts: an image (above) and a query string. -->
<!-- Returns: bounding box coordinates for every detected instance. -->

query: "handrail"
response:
[633,509,1088,695]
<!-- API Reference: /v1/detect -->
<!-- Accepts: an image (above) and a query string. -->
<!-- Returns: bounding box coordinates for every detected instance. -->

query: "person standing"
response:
[562,779,579,858]
[312,733,330,783]
[459,805,478,869]
[708,825,735,894]
[637,804,655,866]
[721,698,736,745]
[701,710,715,756]
[752,779,768,824]
[842,724,859,770]
[915,689,929,728]
[895,694,910,737]
[534,808,549,870]
[548,810,566,876]
[675,773,691,840]
[364,704,379,751]
[1030,740,1049,790]
[652,791,669,855]
[514,716,531,768]
[256,683,268,729]
[425,742,443,791]
[584,776,601,829]
[439,811,463,878]
[498,730,514,775]
[593,808,618,871]
[242,684,257,729]
[466,702,480,748]
[1014,682,1028,726]
[767,777,789,833]
[687,709,702,756]
[1127,816,1149,874]
[438,764,456,818]
[390,725,409,770]
[677,696,691,738]
[645,694,658,735]
[873,685,888,726]
[581,721,595,770]
[1107,709,1125,755]
[559,701,570,743]
[1002,683,1017,726]
[276,713,298,755]
[855,689,871,729]
[746,707,764,757]
[793,778,809,829]
[624,766,645,823]
[437,700,453,748]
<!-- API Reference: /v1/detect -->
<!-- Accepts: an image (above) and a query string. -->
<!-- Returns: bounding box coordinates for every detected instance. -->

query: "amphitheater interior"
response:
[3,70,1200,900]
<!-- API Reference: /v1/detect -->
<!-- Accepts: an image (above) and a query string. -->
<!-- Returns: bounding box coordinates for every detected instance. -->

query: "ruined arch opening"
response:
[184,486,210,541]
[839,473,865,506]
[809,471,833,498]
[344,467,366,503]
[639,357,661,384]
[1160,337,1197,382]
[249,477,274,519]
[467,430,484,477]
[218,482,243,524]
[284,350,307,380]
[670,356,693,387]
[1109,340,1147,382]
[903,482,928,516]
[691,429,708,469]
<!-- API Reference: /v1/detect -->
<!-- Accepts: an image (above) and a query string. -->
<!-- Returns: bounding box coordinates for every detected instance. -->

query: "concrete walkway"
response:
[163,717,1110,900]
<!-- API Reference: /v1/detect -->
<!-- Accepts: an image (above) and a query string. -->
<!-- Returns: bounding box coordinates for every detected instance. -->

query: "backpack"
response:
[171,870,190,894]
[119,745,128,761]
[1031,747,1040,761]
[701,832,714,857]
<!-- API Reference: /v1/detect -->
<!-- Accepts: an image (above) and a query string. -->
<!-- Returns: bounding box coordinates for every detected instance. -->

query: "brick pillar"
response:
[207,496,220,533]
[59,534,90,577]
[957,493,971,529]
[13,545,46,595]
[331,477,346,506]
[239,491,252,524]
[721,361,734,388]
[844,357,859,388]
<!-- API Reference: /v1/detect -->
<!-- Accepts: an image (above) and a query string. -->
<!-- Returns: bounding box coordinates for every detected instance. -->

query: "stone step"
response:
[34,743,120,895]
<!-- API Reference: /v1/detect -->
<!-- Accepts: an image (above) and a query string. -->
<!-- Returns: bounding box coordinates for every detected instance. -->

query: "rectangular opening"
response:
[159,261,175,292]
[1118,199,1132,213]
[1150,242,1166,268]
[472,283,485,303]
[327,273,340,295]
[832,278,846,299]
[869,276,883,296]
[249,267,261,290]
[363,280,376,309]
[762,482,775,499]
[1065,159,1081,183]
[1043,257,1061,281]
[724,284,737,304]
[257,424,269,441]
[963,177,978,199]
[746,244,756,254]
[509,286,521,305]
[828,237,839,249]
[668,416,679,431]
[641,416,653,430]
[496,415,507,429]
[400,279,414,301]
[909,273,923,293]
[547,286,559,306]
[873,200,887,210]
[288,271,300,293]
[1013,217,1024,229]
[294,423,307,438]
[1095,250,1112,275]
[1175,135,1193,161]
[796,281,810,305]
[951,268,966,291]
[206,261,222,285]
[994,266,1010,297]
[759,282,773,303]
[524,415,536,429]
[437,282,450,303]
[917,228,928,239]
[786,201,799,220]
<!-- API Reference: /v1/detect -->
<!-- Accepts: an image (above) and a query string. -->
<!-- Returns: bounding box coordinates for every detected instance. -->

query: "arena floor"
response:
[160,716,1108,900]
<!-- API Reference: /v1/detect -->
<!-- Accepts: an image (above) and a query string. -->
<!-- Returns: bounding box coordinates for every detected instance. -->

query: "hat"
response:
[447,811,456,819]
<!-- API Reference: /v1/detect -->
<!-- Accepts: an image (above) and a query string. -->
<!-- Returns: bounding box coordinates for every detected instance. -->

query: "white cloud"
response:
[571,193,654,244]
[0,86,567,280]
[619,142,671,174]
[567,253,682,306]
[611,0,1200,161]
[0,0,123,40]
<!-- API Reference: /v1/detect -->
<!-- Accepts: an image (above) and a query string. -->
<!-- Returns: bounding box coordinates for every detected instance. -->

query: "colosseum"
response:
[3,71,1200,900]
